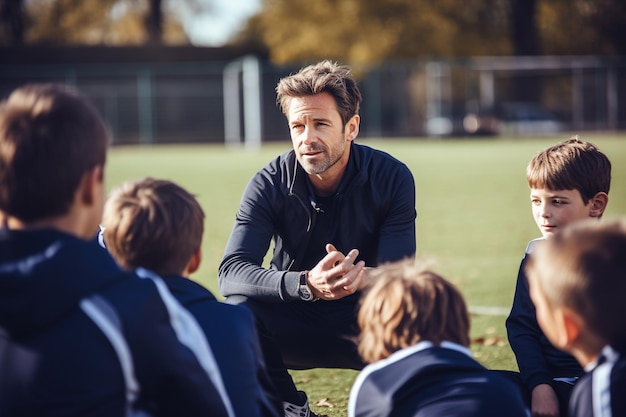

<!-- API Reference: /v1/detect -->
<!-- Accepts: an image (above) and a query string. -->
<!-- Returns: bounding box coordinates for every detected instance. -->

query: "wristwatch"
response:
[298,271,318,302]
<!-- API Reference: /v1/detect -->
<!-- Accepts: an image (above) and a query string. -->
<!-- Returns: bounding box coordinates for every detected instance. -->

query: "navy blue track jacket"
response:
[0,228,231,417]
[162,275,282,417]
[348,341,530,417]
[218,142,416,302]
[569,345,626,417]
[506,239,583,391]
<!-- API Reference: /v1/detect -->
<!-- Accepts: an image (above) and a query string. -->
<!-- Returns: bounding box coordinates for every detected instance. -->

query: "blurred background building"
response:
[1,0,624,144]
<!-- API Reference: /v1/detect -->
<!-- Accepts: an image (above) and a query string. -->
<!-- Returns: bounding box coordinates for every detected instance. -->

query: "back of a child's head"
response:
[0,83,109,222]
[526,218,626,350]
[357,258,470,364]
[102,177,205,277]
[526,136,611,204]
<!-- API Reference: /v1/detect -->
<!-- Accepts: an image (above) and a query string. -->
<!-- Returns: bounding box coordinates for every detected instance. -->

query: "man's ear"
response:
[589,192,609,218]
[345,114,360,142]
[79,165,103,206]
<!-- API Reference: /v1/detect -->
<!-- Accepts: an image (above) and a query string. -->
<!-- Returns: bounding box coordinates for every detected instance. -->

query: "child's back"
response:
[101,177,282,417]
[349,259,529,417]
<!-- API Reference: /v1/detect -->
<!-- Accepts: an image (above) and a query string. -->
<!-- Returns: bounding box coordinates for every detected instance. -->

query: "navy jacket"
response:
[348,341,530,417]
[506,239,583,391]
[569,345,626,417]
[0,228,230,417]
[218,142,416,302]
[162,276,282,417]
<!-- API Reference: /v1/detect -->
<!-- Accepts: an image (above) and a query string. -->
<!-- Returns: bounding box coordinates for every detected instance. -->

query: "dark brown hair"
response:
[276,60,362,126]
[0,84,109,222]
[526,137,611,204]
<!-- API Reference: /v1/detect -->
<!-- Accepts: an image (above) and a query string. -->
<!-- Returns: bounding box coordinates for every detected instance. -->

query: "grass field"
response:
[106,134,626,417]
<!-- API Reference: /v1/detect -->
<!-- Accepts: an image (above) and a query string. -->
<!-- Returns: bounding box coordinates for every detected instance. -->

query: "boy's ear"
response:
[558,307,583,349]
[589,192,609,218]
[79,165,104,206]
[185,247,202,275]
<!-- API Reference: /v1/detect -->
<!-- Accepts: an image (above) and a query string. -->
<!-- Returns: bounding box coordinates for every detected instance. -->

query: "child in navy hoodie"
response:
[506,137,611,417]
[101,177,282,417]
[0,84,229,417]
[525,218,626,417]
[348,258,529,417]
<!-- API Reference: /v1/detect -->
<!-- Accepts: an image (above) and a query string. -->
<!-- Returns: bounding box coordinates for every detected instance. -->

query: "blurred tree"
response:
[233,0,514,66]
[6,0,188,45]
[537,0,623,55]
[234,0,623,66]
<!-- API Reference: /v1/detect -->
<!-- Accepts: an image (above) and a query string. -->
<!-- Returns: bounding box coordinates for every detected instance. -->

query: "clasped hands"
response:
[306,243,367,301]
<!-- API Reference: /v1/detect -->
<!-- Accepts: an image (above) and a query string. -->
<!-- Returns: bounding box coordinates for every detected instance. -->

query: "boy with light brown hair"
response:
[101,177,281,417]
[506,137,611,417]
[525,218,626,417]
[348,258,528,417]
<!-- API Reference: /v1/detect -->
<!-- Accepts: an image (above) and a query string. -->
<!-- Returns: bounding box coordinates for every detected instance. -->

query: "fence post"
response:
[137,68,154,145]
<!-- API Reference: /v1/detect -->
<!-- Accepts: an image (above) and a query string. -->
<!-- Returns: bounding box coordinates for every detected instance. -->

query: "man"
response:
[0,84,231,417]
[219,60,416,417]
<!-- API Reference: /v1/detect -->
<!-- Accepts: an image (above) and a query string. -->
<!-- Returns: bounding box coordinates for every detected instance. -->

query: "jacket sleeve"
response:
[505,255,553,392]
[376,163,416,263]
[218,172,301,301]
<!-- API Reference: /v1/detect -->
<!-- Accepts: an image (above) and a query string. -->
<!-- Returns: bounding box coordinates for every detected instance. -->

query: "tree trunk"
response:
[0,0,25,45]
[509,0,541,102]
[145,0,163,46]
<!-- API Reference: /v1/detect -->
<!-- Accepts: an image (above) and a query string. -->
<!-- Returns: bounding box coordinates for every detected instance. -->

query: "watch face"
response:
[299,285,313,300]
[299,273,313,300]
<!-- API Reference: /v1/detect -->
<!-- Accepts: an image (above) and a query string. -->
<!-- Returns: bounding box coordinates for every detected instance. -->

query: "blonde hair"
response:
[102,177,204,277]
[525,218,626,350]
[357,258,470,364]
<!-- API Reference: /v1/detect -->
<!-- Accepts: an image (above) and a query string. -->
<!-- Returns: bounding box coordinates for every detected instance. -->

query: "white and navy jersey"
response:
[348,341,530,417]
[0,228,231,417]
[570,345,626,417]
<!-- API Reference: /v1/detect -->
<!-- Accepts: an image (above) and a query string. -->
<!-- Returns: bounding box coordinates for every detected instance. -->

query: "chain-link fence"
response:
[1,51,624,144]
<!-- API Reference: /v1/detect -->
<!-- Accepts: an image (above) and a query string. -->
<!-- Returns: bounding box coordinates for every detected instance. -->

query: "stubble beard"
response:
[299,141,346,175]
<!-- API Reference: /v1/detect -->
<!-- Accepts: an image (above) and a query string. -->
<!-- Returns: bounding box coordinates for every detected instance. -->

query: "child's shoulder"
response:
[525,237,545,256]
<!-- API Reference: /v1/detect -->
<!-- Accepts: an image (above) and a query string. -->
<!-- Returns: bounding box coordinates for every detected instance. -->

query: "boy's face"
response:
[530,188,595,238]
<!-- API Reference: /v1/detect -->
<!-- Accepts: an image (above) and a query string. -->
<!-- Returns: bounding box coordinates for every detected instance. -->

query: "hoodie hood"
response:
[0,228,124,338]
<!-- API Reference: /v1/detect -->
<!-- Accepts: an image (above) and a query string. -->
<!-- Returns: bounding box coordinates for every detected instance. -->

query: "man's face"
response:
[530,188,594,238]
[287,92,358,178]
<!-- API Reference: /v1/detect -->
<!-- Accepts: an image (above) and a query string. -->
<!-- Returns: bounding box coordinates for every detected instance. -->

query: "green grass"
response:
[105,135,626,417]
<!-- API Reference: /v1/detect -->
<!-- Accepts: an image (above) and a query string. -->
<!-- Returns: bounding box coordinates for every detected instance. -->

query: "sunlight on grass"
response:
[106,135,626,417]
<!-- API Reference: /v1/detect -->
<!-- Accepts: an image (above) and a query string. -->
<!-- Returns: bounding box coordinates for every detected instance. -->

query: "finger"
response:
[325,243,338,254]
[338,262,366,294]
[338,249,359,269]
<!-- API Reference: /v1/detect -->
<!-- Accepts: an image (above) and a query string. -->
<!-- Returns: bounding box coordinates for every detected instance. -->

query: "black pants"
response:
[226,296,365,404]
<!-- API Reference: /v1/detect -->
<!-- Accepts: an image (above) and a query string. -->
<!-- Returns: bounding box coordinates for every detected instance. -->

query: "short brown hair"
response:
[526,137,611,204]
[357,258,470,364]
[0,84,109,222]
[525,218,626,350]
[276,60,362,126]
[102,177,205,277]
